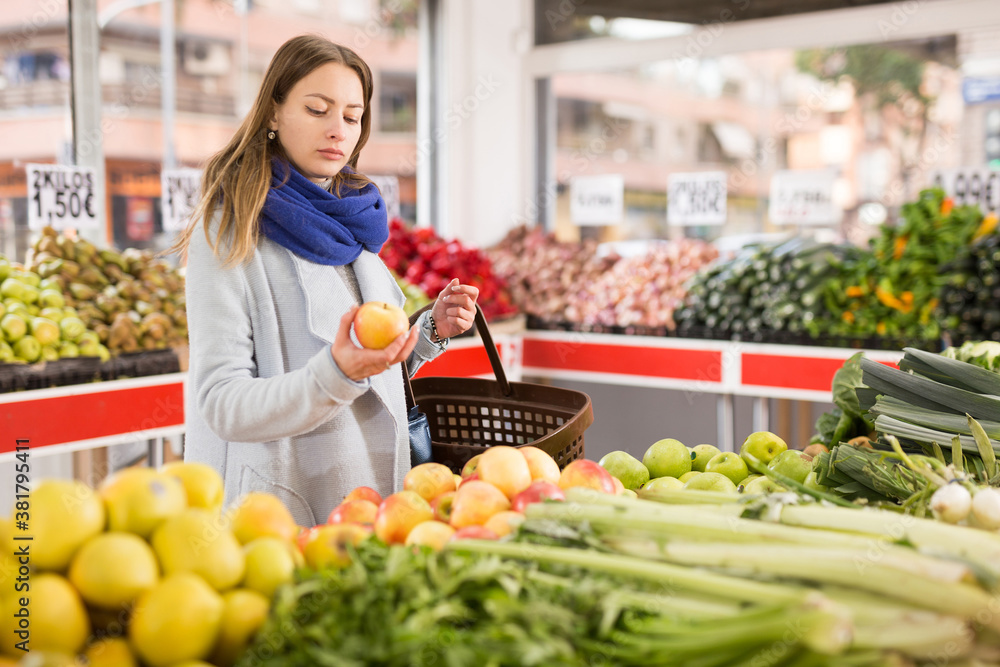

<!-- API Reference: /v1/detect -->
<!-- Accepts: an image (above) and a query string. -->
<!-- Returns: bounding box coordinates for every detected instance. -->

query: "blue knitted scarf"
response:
[260,160,388,265]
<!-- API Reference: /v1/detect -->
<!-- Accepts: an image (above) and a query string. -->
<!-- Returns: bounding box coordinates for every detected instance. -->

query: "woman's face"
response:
[269,62,364,184]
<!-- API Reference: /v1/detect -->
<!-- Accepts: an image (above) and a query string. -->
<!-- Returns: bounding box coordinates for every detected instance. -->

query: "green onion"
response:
[970,414,999,481]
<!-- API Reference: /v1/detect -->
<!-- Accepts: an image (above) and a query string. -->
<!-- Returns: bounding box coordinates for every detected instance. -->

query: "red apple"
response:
[404,462,456,502]
[295,525,317,554]
[519,446,561,484]
[327,499,378,526]
[478,446,532,500]
[404,520,455,550]
[343,486,382,505]
[449,480,510,528]
[459,472,480,487]
[353,301,408,350]
[511,480,565,513]
[430,491,456,523]
[461,454,483,479]
[302,523,372,569]
[374,490,434,545]
[558,459,617,494]
[449,526,499,541]
[483,511,524,537]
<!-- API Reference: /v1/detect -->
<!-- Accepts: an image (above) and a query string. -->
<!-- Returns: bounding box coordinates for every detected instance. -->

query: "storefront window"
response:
[548,34,997,245]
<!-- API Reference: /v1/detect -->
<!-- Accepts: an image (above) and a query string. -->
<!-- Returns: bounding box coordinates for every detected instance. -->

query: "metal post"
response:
[416,0,444,232]
[236,0,250,117]
[752,396,770,433]
[160,0,177,170]
[716,394,735,452]
[534,77,555,230]
[68,0,109,246]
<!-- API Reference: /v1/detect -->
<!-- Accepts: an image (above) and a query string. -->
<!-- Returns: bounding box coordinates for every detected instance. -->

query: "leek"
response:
[861,357,1000,421]
[873,414,1000,455]
[868,395,1000,439]
[902,347,1000,396]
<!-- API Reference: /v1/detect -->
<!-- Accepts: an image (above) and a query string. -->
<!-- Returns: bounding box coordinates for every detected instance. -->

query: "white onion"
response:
[971,488,1000,530]
[930,483,973,524]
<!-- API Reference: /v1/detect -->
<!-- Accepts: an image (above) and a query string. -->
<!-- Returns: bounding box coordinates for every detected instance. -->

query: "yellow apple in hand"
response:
[353,301,408,350]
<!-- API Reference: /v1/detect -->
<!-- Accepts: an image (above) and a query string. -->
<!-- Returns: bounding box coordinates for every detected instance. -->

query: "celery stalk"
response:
[655,542,999,628]
[566,486,745,517]
[779,504,1000,578]
[448,539,807,605]
[528,497,878,550]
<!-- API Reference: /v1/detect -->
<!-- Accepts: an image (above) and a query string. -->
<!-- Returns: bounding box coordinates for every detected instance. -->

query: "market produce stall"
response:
[10,338,1000,667]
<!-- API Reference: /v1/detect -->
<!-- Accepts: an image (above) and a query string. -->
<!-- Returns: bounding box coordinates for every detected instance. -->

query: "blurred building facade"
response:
[0,0,421,259]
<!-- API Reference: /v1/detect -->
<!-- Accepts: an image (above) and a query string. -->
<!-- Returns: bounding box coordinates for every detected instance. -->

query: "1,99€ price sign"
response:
[27,163,98,231]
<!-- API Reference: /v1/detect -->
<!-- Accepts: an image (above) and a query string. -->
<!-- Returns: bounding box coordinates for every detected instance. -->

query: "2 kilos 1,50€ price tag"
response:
[27,163,98,231]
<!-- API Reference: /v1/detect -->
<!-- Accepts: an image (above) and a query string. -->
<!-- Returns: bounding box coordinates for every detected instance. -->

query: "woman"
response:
[174,35,479,527]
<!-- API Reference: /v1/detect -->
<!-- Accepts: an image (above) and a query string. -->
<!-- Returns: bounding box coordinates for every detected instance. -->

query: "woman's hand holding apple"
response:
[431,279,480,340]
[332,305,419,381]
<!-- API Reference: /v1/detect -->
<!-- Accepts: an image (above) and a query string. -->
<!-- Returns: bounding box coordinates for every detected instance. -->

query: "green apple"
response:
[37,288,65,309]
[737,474,762,492]
[13,335,41,363]
[705,452,749,486]
[60,317,87,342]
[0,340,12,362]
[742,476,786,495]
[58,341,79,358]
[802,471,829,493]
[679,471,700,483]
[740,431,788,468]
[768,450,812,485]
[39,307,64,323]
[5,301,29,316]
[599,451,651,491]
[642,476,685,492]
[0,278,25,301]
[40,345,59,362]
[690,444,721,472]
[642,438,691,479]
[683,472,738,494]
[30,317,60,347]
[621,489,638,499]
[1,313,27,343]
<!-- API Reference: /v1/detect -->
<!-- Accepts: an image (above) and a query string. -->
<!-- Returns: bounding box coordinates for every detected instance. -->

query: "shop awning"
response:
[711,121,756,160]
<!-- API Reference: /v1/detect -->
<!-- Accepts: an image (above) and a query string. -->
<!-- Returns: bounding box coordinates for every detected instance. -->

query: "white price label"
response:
[929,168,1000,214]
[769,170,841,226]
[667,171,727,226]
[368,174,401,221]
[27,163,98,230]
[161,168,202,232]
[570,174,624,226]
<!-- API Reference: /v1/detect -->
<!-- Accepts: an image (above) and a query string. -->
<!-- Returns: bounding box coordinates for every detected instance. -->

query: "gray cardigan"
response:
[183,221,444,527]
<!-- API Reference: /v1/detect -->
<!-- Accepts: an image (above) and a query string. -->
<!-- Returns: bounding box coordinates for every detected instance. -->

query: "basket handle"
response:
[408,303,511,396]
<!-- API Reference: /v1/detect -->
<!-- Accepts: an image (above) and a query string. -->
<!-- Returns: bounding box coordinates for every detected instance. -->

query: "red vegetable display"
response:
[379,220,517,322]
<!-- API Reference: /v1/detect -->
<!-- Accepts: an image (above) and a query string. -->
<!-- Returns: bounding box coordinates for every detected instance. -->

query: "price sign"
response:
[929,167,1000,214]
[570,174,624,226]
[667,171,727,226]
[768,170,841,226]
[368,174,401,221]
[26,163,98,230]
[161,168,202,232]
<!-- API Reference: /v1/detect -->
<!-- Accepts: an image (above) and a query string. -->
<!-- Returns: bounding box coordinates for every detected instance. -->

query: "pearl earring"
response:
[267,130,275,140]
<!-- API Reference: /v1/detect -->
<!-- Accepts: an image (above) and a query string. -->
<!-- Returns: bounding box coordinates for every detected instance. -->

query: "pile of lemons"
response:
[0,463,302,667]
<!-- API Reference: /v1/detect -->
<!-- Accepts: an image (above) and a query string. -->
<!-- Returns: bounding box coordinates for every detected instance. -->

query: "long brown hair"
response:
[172,35,375,265]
